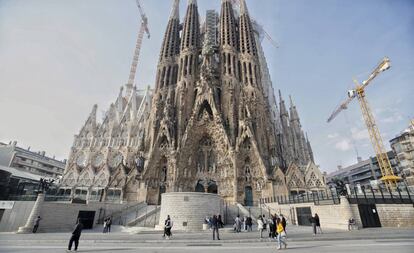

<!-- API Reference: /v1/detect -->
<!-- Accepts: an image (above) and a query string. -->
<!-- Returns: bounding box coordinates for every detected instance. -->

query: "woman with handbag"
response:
[276,218,287,250]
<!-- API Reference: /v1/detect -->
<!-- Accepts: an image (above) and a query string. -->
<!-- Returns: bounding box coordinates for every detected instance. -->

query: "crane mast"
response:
[126,0,150,91]
[327,57,400,190]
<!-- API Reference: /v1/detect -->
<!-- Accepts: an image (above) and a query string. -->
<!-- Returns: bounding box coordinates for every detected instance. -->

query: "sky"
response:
[0,0,413,173]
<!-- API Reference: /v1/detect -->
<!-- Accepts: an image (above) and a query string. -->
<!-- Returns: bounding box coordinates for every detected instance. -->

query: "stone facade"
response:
[60,0,324,205]
[158,192,223,231]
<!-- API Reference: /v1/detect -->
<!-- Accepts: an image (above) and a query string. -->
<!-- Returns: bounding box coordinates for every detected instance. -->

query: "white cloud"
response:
[350,127,369,141]
[327,133,339,139]
[335,139,352,151]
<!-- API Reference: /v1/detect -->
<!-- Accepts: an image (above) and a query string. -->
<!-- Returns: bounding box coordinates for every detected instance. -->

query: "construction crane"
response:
[230,0,279,48]
[126,0,150,87]
[327,57,400,190]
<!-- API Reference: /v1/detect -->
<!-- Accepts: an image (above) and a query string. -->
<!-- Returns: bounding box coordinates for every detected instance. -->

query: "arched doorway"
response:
[195,181,204,192]
[244,186,253,206]
[207,181,218,194]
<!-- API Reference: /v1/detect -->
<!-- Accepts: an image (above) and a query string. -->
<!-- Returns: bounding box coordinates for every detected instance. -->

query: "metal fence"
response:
[346,186,414,205]
[260,186,414,206]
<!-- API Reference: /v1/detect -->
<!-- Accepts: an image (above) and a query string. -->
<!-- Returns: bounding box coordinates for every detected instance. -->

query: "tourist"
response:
[309,215,316,235]
[106,217,112,233]
[32,216,41,233]
[235,215,242,233]
[212,215,220,240]
[246,216,253,232]
[164,215,173,239]
[280,214,287,235]
[315,213,322,234]
[243,216,247,231]
[257,215,264,238]
[67,218,83,252]
[276,218,287,249]
[267,215,274,240]
[103,218,107,233]
[218,214,224,228]
[348,217,356,231]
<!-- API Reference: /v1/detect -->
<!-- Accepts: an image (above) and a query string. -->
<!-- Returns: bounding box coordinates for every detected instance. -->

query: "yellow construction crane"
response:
[327,57,401,190]
[127,0,150,87]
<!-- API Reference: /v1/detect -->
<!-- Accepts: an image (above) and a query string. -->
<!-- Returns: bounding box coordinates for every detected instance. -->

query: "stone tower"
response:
[60,0,319,205]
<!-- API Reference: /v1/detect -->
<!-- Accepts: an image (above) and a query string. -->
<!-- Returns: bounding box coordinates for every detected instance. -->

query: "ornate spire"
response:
[279,90,288,117]
[170,0,180,20]
[181,0,200,51]
[220,0,238,48]
[239,0,249,15]
[289,95,299,121]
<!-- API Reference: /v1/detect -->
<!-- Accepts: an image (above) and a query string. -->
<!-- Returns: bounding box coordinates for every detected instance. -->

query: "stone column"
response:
[17,193,45,233]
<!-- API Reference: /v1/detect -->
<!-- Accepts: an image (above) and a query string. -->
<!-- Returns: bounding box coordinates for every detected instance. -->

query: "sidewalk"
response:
[1,225,413,245]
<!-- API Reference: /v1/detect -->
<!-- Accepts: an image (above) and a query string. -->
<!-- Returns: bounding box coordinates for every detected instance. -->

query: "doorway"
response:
[358,204,381,228]
[77,211,95,229]
[207,181,218,194]
[296,207,312,226]
[158,185,166,205]
[244,186,253,206]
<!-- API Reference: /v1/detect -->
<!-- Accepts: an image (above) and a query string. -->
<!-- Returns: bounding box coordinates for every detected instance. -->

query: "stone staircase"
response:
[127,205,161,227]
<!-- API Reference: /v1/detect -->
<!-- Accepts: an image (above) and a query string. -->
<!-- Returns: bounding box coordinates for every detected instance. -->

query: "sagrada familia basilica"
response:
[60,0,327,205]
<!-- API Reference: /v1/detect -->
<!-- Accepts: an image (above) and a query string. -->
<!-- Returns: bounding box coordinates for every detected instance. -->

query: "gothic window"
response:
[159,135,169,148]
[241,137,251,151]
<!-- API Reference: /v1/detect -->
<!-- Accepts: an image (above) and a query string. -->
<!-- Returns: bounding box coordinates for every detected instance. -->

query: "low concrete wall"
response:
[37,202,126,232]
[159,192,223,231]
[265,197,361,230]
[376,204,414,228]
[0,201,126,232]
[0,201,35,232]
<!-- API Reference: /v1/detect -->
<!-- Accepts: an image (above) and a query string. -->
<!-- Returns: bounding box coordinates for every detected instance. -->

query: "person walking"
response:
[67,218,83,252]
[280,214,287,235]
[267,215,274,240]
[103,218,107,233]
[212,215,220,240]
[314,213,322,234]
[32,216,41,233]
[276,218,287,250]
[106,217,112,233]
[257,215,264,238]
[246,216,253,232]
[164,215,173,239]
[235,215,242,233]
[309,215,316,235]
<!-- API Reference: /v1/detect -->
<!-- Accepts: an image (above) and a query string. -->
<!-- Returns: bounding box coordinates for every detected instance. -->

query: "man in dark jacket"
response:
[33,216,41,233]
[211,215,220,240]
[68,218,83,251]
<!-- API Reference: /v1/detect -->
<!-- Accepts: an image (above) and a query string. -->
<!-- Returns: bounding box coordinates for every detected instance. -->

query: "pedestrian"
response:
[218,214,224,228]
[246,216,253,232]
[257,215,264,238]
[242,216,247,231]
[281,214,287,235]
[103,218,107,233]
[164,215,173,239]
[267,215,274,240]
[106,217,112,233]
[262,215,267,232]
[212,214,220,240]
[33,216,41,233]
[276,218,287,250]
[309,215,316,235]
[314,213,322,234]
[67,218,83,252]
[235,215,242,233]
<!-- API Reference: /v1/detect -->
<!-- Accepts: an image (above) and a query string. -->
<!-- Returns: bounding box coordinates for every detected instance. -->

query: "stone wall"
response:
[37,202,126,232]
[376,204,414,228]
[265,197,361,230]
[159,192,223,231]
[0,201,126,232]
[0,201,35,232]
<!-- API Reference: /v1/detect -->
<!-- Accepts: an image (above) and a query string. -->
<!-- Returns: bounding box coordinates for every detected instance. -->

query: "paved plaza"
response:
[0,226,413,253]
